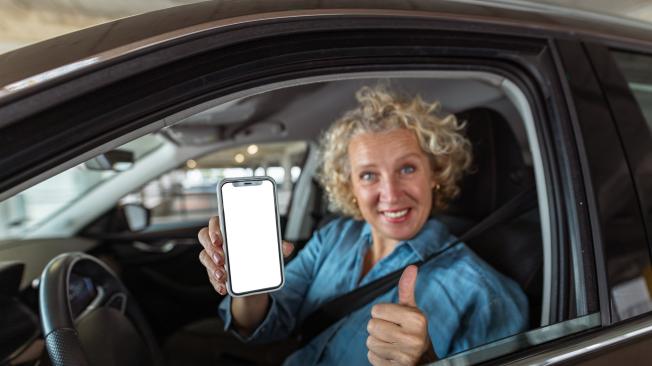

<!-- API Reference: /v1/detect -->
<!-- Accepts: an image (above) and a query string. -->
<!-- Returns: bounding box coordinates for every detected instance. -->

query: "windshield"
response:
[0,134,164,241]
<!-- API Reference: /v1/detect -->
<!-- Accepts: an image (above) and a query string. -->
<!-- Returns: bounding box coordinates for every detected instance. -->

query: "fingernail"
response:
[214,270,222,279]
[213,253,221,264]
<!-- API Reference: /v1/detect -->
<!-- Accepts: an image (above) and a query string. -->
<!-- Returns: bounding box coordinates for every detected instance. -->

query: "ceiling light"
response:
[234,153,245,163]
[247,144,259,155]
[186,159,197,169]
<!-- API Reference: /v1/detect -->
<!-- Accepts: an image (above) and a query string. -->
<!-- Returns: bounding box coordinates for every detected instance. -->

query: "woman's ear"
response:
[431,179,441,191]
[348,180,358,204]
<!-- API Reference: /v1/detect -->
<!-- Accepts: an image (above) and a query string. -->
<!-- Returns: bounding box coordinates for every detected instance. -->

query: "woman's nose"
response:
[379,177,402,203]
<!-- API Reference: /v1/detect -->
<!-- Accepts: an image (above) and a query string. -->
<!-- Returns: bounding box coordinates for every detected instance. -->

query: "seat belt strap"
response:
[295,186,537,346]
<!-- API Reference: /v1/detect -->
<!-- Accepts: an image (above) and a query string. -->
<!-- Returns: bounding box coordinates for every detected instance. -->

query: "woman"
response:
[198,86,528,365]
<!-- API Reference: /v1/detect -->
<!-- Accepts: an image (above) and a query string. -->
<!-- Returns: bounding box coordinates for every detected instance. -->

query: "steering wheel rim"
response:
[39,252,163,366]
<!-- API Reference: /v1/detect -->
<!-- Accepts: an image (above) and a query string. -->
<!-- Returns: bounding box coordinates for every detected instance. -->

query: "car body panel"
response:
[2,0,652,102]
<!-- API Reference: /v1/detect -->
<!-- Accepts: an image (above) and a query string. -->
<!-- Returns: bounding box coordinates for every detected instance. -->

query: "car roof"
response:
[2,0,652,99]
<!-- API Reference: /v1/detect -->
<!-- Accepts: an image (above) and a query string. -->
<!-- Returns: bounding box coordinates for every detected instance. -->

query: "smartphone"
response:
[217,176,285,297]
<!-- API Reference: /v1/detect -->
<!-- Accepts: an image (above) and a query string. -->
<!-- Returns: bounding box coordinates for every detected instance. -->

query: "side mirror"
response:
[84,149,135,172]
[122,204,151,232]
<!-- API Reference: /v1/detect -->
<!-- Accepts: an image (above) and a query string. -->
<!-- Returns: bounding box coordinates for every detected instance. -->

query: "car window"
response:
[0,74,597,365]
[609,50,652,320]
[119,141,308,224]
[156,74,596,364]
[612,51,652,132]
[122,74,598,364]
[0,134,164,241]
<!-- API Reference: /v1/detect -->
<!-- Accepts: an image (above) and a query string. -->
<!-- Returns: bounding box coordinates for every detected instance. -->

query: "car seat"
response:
[441,107,542,330]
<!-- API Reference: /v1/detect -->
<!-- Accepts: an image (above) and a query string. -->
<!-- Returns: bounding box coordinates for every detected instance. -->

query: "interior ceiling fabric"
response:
[1,0,652,55]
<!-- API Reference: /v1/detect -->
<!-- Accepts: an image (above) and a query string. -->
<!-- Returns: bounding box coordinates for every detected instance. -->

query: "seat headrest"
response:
[446,108,533,220]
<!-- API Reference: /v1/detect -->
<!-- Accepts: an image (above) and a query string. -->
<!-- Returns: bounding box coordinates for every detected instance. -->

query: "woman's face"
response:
[348,128,436,246]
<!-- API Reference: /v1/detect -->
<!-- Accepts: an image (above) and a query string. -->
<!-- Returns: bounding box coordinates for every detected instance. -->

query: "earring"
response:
[435,184,441,191]
[352,197,357,204]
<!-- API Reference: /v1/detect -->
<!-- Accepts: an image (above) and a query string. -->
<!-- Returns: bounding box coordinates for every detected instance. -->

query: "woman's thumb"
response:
[398,265,418,307]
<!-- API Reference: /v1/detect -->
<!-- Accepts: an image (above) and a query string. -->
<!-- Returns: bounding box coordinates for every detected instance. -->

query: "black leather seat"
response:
[439,107,542,329]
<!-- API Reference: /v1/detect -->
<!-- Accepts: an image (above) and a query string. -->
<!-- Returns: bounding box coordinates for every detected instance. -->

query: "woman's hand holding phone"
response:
[198,216,229,294]
[198,216,294,334]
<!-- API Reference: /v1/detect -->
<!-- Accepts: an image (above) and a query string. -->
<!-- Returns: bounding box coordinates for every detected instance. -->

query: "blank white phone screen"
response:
[221,180,282,295]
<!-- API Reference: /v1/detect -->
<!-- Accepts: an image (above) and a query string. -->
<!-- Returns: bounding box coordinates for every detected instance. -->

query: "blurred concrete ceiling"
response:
[0,0,203,54]
[2,0,652,55]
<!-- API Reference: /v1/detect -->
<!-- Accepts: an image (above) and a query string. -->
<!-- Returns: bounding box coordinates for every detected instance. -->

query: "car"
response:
[1,1,651,365]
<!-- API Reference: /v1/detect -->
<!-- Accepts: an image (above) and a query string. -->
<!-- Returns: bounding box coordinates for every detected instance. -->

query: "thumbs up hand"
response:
[366,265,438,365]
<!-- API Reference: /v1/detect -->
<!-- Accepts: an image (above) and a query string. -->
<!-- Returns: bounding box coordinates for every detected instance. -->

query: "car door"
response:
[547,40,652,364]
[1,2,644,364]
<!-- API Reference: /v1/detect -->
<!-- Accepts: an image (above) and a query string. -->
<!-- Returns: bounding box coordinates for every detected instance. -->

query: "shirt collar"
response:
[360,218,454,261]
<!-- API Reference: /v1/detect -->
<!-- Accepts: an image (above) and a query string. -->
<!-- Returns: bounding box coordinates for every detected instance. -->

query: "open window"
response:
[0,69,601,364]
[155,72,599,364]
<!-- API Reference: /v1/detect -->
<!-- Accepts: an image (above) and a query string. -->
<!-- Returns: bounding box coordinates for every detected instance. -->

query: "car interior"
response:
[0,73,547,365]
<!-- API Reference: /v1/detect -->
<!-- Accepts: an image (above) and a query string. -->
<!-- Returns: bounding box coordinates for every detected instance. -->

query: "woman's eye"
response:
[400,165,416,174]
[360,172,376,181]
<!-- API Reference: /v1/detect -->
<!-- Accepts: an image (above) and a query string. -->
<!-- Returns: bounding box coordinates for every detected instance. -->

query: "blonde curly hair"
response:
[318,85,473,219]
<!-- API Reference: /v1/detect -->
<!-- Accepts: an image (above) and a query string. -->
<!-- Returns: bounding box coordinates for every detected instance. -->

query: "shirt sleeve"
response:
[218,225,327,343]
[419,246,529,358]
[452,286,528,352]
[445,259,529,355]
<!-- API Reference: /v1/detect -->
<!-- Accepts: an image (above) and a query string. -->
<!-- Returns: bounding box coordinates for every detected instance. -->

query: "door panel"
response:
[556,39,651,325]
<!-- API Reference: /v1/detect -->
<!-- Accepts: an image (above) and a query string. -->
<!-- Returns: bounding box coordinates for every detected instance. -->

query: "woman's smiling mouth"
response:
[381,208,411,222]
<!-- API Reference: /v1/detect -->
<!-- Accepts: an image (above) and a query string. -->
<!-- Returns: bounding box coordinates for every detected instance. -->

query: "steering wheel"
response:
[39,252,163,366]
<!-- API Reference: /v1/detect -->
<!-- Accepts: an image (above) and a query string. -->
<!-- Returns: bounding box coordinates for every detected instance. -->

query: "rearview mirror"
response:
[84,149,134,171]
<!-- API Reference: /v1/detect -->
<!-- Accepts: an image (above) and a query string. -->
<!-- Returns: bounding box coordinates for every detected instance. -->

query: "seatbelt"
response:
[294,186,538,346]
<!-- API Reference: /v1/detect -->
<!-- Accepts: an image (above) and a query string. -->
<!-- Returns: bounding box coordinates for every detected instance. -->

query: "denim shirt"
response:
[218,218,528,365]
